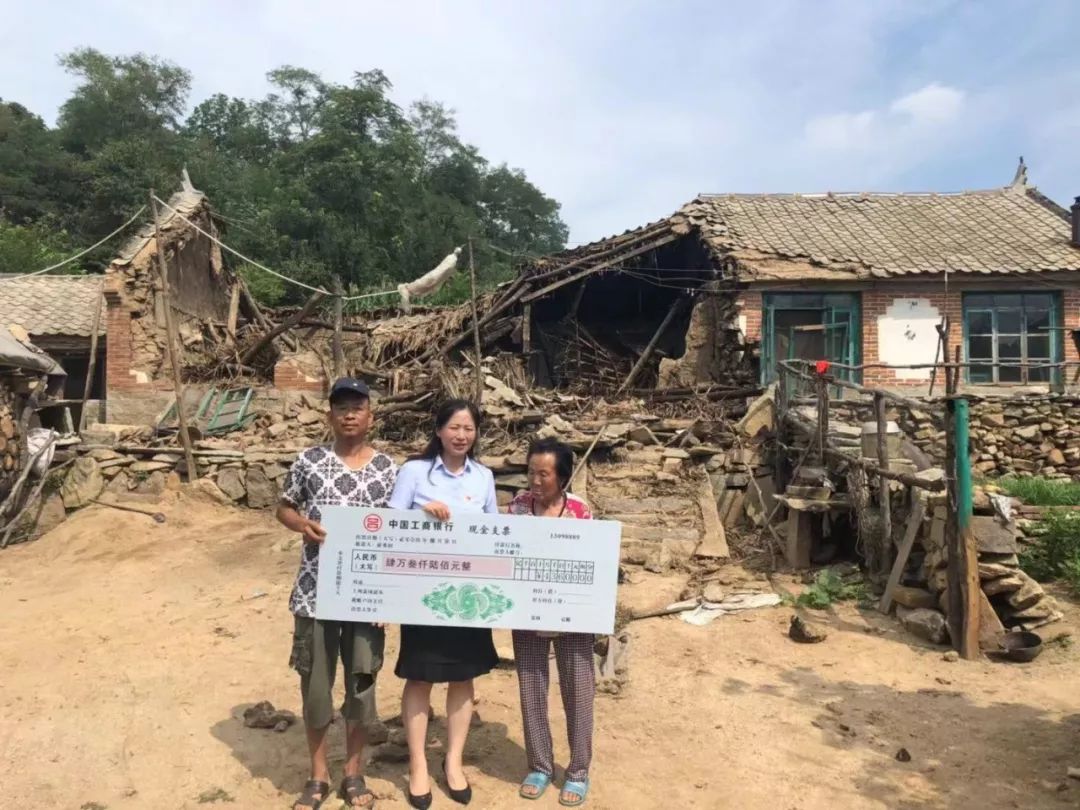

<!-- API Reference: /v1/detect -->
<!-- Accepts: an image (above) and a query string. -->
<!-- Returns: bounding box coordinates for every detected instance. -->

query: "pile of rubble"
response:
[890,493,1064,646]
[61,367,765,569]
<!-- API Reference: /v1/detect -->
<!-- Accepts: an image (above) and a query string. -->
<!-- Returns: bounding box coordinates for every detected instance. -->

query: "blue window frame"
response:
[963,292,1061,384]
[761,293,861,384]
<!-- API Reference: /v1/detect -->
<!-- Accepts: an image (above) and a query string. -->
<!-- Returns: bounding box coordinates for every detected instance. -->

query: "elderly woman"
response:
[508,437,595,807]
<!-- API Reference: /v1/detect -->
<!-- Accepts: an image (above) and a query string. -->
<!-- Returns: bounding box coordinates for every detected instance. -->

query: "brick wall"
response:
[103,283,137,393]
[274,359,325,393]
[735,290,763,342]
[861,286,962,387]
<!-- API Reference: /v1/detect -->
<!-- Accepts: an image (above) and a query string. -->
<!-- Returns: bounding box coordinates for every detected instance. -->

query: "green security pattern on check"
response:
[423,583,513,621]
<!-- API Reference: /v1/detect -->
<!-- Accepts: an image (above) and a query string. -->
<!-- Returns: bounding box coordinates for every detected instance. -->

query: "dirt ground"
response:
[3,490,1080,810]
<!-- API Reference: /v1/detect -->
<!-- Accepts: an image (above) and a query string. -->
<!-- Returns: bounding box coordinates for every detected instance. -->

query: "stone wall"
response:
[897,396,1080,478]
[831,394,1080,479]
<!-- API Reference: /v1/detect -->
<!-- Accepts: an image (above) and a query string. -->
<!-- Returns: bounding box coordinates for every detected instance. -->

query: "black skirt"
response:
[394,623,498,683]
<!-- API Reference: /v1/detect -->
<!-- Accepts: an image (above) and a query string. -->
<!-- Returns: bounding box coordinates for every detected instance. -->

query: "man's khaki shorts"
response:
[289,616,385,729]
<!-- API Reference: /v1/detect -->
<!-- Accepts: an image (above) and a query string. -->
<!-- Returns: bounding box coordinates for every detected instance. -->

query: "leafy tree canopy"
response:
[0,49,568,304]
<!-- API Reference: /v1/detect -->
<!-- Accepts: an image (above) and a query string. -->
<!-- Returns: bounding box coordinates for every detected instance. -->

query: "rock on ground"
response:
[61,457,104,509]
[244,465,277,509]
[789,615,828,643]
[216,468,247,502]
[898,606,950,645]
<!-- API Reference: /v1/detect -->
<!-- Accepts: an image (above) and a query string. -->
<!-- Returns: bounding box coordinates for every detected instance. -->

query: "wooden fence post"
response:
[874,392,893,577]
[149,191,198,482]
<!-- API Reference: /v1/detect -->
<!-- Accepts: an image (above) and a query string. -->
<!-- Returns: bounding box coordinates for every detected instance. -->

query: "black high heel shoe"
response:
[407,787,433,810]
[442,758,472,805]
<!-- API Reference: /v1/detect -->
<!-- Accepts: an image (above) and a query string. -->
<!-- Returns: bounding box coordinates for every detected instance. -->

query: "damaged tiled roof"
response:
[676,182,1080,278]
[112,181,206,267]
[0,275,105,336]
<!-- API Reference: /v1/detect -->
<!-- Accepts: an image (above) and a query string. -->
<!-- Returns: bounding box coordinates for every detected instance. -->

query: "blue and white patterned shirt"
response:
[388,456,499,515]
[281,446,398,617]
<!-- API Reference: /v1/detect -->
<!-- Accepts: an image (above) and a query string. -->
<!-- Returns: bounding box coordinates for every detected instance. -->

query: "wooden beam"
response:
[415,275,531,364]
[520,233,680,304]
[874,392,893,578]
[77,280,105,433]
[149,191,198,482]
[522,303,532,354]
[239,291,326,366]
[468,238,483,404]
[780,362,935,413]
[225,280,241,346]
[616,299,686,395]
[528,223,674,284]
[878,498,926,613]
[331,276,345,378]
[951,396,980,659]
[816,376,829,464]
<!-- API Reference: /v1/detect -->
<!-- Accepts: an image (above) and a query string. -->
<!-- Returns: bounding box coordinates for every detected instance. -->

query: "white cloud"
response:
[0,1,1077,242]
[890,82,964,122]
[803,82,966,153]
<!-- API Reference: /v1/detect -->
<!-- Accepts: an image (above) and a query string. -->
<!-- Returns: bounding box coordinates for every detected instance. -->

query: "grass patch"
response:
[997,475,1080,506]
[197,788,235,804]
[1020,510,1080,596]
[794,569,866,610]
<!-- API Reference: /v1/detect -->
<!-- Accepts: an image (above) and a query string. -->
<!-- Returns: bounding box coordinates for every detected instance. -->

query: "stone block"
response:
[61,457,104,509]
[244,465,278,509]
[897,606,949,645]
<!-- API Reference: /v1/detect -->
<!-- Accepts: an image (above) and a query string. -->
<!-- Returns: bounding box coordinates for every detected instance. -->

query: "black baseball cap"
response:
[328,377,371,403]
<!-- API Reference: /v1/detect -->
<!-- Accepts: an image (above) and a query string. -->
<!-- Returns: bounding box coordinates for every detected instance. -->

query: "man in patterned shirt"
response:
[276,377,397,810]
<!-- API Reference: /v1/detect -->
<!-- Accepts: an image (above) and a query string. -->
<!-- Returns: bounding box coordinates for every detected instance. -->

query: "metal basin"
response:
[999,630,1042,663]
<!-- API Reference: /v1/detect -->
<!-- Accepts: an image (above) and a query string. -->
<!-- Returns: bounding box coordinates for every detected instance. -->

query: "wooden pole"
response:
[225,280,241,346]
[78,280,105,433]
[815,375,829,464]
[467,238,483,405]
[522,303,532,355]
[878,498,927,613]
[331,276,345,379]
[617,299,684,394]
[953,396,980,659]
[942,328,964,652]
[150,191,199,482]
[874,392,893,578]
[928,318,947,397]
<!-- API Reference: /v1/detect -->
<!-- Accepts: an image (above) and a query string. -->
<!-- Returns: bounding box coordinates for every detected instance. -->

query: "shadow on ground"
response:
[729,667,1080,809]
[211,701,529,801]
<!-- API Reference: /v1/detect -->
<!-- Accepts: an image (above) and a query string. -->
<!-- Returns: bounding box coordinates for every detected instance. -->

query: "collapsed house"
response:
[4,166,1080,655]
[315,161,1080,404]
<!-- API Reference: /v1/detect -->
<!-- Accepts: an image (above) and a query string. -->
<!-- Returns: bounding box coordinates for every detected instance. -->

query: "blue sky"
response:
[2,0,1078,244]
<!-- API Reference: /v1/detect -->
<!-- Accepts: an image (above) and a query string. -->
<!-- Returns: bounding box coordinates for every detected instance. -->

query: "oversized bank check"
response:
[314,506,621,634]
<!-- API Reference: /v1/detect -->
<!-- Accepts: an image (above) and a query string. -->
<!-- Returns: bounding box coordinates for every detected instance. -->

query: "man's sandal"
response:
[340,775,376,808]
[519,771,551,799]
[559,778,589,807]
[293,780,330,809]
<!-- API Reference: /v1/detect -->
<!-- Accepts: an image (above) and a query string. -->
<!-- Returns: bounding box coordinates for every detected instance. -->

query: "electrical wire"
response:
[0,206,147,282]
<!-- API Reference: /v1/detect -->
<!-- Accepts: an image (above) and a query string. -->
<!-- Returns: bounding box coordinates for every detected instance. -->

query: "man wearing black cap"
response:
[276,378,397,809]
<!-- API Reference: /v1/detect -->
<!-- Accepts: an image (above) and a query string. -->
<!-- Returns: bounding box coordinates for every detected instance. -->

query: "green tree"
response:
[0,51,569,304]
[0,218,80,275]
[56,48,191,154]
[0,101,84,225]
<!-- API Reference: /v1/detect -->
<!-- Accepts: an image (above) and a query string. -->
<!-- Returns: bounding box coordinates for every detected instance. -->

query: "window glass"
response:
[963,292,1060,384]
[967,311,993,334]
